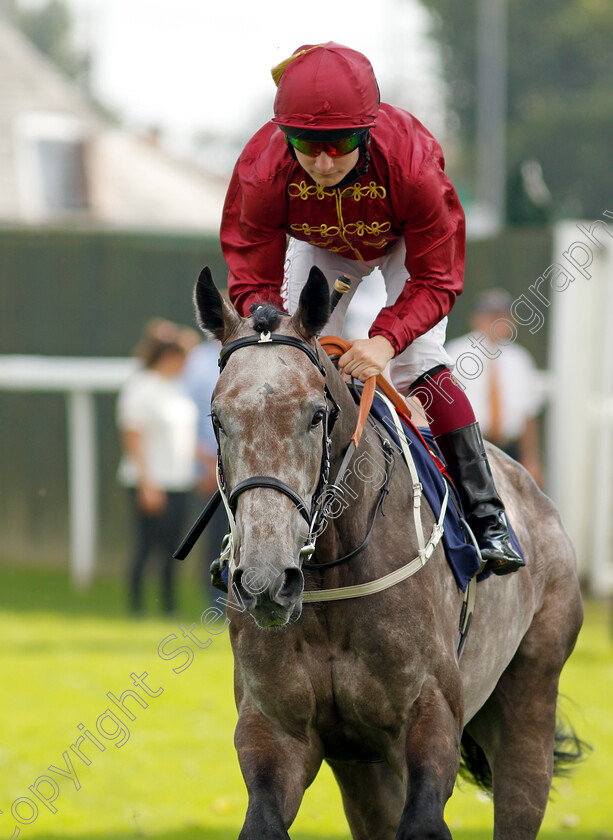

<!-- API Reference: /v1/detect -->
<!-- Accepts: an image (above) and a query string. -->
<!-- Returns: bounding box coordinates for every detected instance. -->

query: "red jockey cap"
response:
[272,42,380,132]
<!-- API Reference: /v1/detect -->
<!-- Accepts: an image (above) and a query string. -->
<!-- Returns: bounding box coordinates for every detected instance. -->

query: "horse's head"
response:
[194,267,332,628]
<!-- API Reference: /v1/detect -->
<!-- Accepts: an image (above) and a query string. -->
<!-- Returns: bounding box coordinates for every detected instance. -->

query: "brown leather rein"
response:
[318,335,411,449]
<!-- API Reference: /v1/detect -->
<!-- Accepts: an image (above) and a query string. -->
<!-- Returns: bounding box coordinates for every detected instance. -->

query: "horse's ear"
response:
[291,266,330,339]
[193,267,242,341]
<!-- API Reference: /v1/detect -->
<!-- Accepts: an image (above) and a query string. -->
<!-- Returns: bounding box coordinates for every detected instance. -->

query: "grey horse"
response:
[194,265,584,840]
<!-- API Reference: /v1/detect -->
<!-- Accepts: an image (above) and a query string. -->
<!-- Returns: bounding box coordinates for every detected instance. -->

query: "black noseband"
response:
[229,476,311,524]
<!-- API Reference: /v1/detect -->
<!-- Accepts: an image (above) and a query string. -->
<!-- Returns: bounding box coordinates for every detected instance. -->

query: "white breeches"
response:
[281,238,452,396]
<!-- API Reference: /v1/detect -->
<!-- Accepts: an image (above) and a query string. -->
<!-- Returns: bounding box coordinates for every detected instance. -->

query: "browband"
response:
[219,332,327,376]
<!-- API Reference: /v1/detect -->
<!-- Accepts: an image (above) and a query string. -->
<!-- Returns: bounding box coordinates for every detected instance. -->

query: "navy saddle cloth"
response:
[367,392,524,592]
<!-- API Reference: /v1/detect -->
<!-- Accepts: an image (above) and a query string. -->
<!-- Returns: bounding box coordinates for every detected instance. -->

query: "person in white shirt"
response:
[445,289,544,486]
[117,320,199,614]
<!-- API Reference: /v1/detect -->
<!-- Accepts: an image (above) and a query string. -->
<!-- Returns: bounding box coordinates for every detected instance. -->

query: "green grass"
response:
[0,564,611,839]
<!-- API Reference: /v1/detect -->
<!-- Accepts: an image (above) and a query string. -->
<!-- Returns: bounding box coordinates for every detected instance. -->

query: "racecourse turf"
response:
[0,563,611,840]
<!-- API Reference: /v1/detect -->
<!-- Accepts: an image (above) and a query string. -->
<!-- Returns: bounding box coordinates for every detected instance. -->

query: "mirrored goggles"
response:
[286,133,363,158]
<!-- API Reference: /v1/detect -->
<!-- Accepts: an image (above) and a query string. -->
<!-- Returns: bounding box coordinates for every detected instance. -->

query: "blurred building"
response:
[0,13,227,231]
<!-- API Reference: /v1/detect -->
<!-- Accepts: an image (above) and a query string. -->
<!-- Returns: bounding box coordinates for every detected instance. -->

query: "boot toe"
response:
[479,545,525,576]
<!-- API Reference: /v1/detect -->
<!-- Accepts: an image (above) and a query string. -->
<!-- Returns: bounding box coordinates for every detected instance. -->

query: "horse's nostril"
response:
[232,569,256,610]
[273,567,304,606]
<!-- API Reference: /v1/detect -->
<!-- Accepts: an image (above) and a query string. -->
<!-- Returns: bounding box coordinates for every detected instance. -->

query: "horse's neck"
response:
[323,354,363,458]
[317,357,397,566]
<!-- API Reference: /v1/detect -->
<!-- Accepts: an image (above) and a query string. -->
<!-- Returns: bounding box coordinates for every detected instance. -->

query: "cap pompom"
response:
[271,45,322,86]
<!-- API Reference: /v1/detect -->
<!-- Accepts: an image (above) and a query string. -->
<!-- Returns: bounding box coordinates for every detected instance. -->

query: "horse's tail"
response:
[551,712,592,779]
[458,729,492,792]
[458,707,590,794]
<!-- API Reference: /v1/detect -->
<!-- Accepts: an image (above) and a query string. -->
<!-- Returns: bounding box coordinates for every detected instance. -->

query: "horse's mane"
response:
[249,303,286,334]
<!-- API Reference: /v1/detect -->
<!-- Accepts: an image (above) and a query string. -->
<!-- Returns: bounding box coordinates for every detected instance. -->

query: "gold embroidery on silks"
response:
[288,182,331,200]
[334,191,363,260]
[287,179,390,261]
[288,180,387,201]
[303,241,354,253]
[345,220,391,237]
[290,222,341,238]
[363,239,391,249]
[289,221,390,238]
[344,181,387,200]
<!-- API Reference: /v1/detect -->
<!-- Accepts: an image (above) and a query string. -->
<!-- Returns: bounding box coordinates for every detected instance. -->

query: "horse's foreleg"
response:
[235,705,322,840]
[395,681,462,840]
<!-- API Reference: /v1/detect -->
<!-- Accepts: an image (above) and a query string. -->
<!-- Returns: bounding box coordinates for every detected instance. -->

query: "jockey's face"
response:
[295,148,360,187]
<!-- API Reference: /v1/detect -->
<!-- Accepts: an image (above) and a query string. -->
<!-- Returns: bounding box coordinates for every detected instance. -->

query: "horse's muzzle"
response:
[232,565,304,628]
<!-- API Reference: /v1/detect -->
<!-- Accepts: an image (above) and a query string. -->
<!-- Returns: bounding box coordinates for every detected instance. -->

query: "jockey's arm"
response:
[221,136,289,316]
[368,155,466,355]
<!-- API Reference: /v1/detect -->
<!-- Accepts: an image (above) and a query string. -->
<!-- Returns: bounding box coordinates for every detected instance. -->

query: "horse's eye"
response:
[311,409,325,428]
[211,413,224,433]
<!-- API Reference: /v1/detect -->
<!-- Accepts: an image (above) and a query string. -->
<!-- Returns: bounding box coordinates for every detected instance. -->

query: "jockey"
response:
[220,42,523,575]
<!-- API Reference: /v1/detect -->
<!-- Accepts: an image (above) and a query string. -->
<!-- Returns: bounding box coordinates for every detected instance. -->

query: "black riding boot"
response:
[435,422,525,575]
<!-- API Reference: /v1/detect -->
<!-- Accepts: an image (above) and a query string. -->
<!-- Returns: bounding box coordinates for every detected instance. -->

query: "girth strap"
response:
[228,476,311,524]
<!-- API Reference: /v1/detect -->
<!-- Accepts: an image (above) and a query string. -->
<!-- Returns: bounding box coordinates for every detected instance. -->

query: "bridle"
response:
[173,328,393,567]
[215,330,341,559]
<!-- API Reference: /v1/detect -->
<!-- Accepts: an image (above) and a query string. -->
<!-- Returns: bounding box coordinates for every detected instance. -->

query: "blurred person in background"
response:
[446,289,545,486]
[117,319,199,615]
[220,41,523,575]
[183,335,228,601]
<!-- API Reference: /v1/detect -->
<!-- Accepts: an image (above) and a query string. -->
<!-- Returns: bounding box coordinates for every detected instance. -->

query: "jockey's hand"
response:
[338,336,395,383]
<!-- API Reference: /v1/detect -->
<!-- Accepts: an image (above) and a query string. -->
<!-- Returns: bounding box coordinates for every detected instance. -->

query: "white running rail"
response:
[0,355,135,587]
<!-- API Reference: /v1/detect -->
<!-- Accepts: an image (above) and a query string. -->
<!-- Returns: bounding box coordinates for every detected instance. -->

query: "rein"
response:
[318,335,413,439]
[302,422,396,571]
